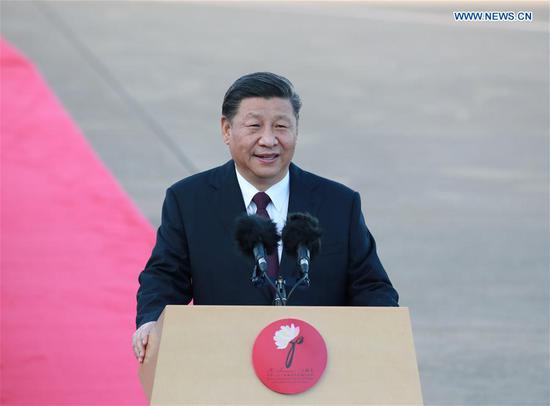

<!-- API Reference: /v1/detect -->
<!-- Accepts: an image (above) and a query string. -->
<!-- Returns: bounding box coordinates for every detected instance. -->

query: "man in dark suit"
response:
[133,72,398,362]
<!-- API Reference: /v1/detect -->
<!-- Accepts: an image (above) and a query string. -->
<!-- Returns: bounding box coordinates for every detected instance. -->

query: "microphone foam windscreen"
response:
[282,212,322,257]
[234,214,280,256]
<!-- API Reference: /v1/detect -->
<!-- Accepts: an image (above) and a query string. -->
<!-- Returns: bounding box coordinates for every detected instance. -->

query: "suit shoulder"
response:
[300,168,357,198]
[167,164,225,194]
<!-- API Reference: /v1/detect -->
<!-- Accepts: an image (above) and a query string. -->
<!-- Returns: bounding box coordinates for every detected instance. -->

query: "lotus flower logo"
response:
[274,323,304,368]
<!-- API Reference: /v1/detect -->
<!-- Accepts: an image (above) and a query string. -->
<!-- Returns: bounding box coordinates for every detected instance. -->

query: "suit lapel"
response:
[210,160,247,235]
[279,163,322,280]
[210,160,272,301]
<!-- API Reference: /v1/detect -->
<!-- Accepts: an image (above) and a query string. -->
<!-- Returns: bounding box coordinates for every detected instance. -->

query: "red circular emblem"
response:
[252,318,328,394]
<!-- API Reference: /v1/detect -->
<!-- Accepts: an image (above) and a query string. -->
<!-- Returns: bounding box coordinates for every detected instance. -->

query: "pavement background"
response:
[1,1,549,405]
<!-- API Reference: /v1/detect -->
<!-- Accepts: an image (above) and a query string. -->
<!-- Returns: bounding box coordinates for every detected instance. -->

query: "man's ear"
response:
[221,116,231,145]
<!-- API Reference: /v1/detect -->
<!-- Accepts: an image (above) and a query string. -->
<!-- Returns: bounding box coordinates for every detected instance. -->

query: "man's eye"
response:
[248,124,260,128]
[275,125,288,129]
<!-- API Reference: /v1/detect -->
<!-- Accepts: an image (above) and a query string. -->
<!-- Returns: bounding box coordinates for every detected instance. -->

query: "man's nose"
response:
[258,129,278,147]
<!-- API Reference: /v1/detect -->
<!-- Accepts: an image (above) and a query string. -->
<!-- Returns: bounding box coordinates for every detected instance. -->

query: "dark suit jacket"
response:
[136,160,398,327]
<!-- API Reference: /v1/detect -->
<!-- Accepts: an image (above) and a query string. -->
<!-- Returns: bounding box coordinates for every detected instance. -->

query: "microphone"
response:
[234,214,280,283]
[282,212,322,286]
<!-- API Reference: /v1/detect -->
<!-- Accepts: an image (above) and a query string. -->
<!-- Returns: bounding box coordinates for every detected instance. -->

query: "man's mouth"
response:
[254,153,279,162]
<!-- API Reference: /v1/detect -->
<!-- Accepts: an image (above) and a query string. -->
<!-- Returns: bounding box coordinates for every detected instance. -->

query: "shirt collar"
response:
[235,166,290,213]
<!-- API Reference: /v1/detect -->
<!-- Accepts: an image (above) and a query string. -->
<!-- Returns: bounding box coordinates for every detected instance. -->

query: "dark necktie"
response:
[252,192,279,278]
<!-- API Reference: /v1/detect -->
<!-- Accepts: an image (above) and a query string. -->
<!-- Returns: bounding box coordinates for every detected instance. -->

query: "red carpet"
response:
[1,38,153,405]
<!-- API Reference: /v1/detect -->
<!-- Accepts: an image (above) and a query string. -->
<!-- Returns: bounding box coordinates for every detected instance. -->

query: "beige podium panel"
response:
[139,306,422,405]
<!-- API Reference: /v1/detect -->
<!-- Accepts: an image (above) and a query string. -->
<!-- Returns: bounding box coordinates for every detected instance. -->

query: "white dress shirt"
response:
[235,167,290,262]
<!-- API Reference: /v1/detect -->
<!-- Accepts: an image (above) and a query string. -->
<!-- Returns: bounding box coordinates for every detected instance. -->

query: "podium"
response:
[139,306,423,405]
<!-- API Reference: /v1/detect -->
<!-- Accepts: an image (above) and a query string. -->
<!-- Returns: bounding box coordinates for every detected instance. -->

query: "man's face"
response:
[221,97,298,190]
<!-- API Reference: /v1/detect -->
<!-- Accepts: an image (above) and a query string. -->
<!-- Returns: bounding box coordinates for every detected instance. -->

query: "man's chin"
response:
[253,170,281,180]
[250,167,288,185]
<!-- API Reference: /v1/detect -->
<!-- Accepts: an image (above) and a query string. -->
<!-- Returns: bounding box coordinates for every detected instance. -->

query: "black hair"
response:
[222,72,302,121]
